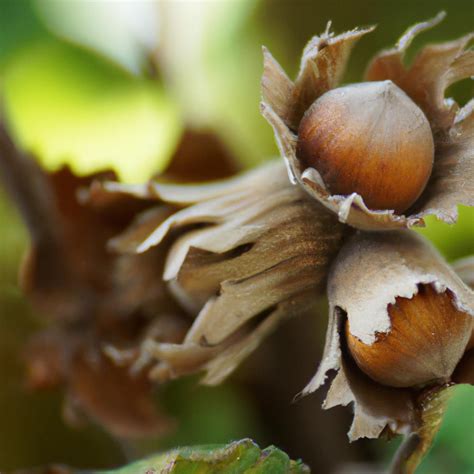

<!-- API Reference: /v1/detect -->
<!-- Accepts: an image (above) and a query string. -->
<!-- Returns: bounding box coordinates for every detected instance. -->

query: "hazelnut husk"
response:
[297,81,434,214]
[346,285,473,388]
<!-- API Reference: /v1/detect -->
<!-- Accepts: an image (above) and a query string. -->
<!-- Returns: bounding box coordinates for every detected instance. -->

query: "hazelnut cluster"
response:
[1,12,472,474]
[260,10,474,463]
[83,14,472,460]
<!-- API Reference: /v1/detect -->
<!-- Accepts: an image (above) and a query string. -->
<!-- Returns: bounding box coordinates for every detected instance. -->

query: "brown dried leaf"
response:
[24,329,172,439]
[67,347,172,439]
[160,129,240,182]
[325,352,415,441]
[261,25,374,131]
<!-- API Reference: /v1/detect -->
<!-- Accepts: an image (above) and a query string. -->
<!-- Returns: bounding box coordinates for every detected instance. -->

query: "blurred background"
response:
[0,0,473,472]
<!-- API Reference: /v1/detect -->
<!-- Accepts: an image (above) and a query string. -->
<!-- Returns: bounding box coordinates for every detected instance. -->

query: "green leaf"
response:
[30,440,309,474]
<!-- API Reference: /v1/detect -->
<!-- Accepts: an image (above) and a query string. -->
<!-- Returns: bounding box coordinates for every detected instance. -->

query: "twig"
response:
[389,433,421,474]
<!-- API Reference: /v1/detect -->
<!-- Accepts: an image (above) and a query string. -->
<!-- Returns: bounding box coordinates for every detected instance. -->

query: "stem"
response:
[388,385,454,474]
[389,433,422,474]
[0,122,60,245]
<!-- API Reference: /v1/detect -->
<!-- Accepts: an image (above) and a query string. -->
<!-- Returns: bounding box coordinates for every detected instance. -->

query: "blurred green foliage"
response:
[1,0,181,183]
[0,0,472,473]
[416,207,474,262]
[3,40,181,182]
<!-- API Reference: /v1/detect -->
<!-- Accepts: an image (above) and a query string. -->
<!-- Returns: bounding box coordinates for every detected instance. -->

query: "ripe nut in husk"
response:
[346,285,473,388]
[296,81,434,214]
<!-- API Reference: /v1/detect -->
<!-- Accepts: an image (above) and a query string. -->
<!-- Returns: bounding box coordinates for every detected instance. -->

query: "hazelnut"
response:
[345,285,473,388]
[296,81,434,214]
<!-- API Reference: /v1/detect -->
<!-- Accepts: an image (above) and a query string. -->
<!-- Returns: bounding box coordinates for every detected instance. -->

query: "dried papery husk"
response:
[261,15,474,230]
[290,26,376,129]
[365,11,473,134]
[302,230,474,440]
[413,104,474,223]
[323,336,416,441]
[261,25,375,132]
[453,256,474,289]
[102,161,347,385]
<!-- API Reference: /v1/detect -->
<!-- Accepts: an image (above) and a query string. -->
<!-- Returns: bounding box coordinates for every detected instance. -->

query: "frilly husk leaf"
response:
[414,103,474,223]
[261,16,474,230]
[261,26,374,131]
[302,230,474,440]
[453,255,474,289]
[324,345,416,441]
[261,46,295,129]
[291,26,376,128]
[106,161,347,385]
[365,12,473,134]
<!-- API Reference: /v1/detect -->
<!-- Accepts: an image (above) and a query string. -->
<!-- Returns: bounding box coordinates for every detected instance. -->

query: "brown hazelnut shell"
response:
[346,285,473,388]
[297,81,434,214]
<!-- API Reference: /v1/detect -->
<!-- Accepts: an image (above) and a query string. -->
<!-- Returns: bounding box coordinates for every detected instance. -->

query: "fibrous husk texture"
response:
[96,161,347,385]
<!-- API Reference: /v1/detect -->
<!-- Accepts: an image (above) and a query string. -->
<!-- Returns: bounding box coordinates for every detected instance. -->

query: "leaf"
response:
[20,440,309,474]
[100,440,309,474]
